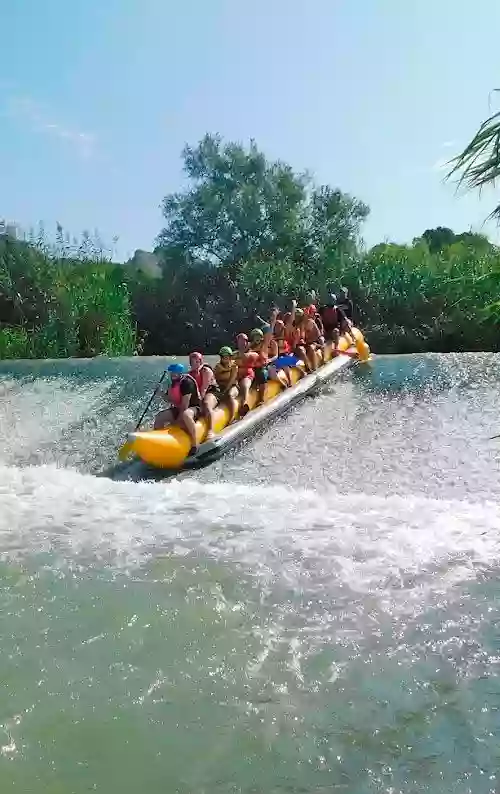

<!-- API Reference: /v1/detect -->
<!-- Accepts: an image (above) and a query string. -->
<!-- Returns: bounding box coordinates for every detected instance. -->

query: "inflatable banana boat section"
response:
[126,328,370,469]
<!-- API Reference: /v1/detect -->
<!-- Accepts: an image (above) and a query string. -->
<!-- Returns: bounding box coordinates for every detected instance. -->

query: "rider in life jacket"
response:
[304,303,324,336]
[283,306,300,352]
[235,333,259,416]
[319,294,341,351]
[188,351,218,442]
[153,362,201,456]
[268,318,294,387]
[214,346,239,423]
[293,308,322,373]
[250,326,278,404]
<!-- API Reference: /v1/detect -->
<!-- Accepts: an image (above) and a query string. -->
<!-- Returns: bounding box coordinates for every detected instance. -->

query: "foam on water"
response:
[0,377,120,464]
[2,462,500,603]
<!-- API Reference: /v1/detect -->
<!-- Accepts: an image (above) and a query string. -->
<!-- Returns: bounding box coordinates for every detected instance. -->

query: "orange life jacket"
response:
[284,324,299,349]
[214,361,236,388]
[274,332,290,355]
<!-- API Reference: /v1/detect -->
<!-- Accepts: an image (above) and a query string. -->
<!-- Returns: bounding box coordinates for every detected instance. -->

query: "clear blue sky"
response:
[2,0,500,260]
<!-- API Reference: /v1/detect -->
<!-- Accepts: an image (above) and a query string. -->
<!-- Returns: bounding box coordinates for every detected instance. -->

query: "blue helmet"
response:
[167,362,185,374]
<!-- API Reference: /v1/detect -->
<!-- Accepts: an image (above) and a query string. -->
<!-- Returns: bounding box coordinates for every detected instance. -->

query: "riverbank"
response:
[2,239,500,359]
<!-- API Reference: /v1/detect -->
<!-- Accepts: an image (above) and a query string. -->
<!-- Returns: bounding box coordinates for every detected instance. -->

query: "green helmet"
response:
[250,327,264,339]
[219,345,233,356]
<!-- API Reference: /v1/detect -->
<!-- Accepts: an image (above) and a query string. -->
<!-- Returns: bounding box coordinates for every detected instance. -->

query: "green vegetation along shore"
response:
[2,133,500,360]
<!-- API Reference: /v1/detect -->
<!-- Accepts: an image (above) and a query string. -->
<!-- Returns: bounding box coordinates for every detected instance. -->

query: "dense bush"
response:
[0,231,136,359]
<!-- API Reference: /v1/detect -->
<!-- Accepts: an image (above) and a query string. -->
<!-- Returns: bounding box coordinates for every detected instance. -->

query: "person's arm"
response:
[227,363,239,389]
[267,338,278,363]
[199,367,213,398]
[269,306,279,328]
[179,378,194,408]
[157,386,171,404]
[290,299,297,325]
[259,326,275,364]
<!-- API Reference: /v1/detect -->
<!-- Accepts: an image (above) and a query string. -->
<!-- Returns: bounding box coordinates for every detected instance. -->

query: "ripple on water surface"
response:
[0,353,500,793]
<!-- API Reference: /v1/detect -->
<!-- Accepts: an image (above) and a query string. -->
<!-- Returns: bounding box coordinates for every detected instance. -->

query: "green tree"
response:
[412,227,495,255]
[157,133,369,277]
[418,226,456,253]
[157,133,308,267]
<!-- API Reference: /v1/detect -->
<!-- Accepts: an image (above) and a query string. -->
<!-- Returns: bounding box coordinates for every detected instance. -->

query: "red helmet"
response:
[236,333,248,342]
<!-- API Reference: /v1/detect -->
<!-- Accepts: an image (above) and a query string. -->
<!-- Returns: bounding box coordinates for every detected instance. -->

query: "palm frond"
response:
[447,109,500,218]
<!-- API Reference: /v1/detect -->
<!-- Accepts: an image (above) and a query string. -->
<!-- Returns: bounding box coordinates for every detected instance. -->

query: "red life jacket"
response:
[167,373,201,408]
[237,351,258,380]
[189,365,215,397]
[274,332,290,355]
[167,380,183,408]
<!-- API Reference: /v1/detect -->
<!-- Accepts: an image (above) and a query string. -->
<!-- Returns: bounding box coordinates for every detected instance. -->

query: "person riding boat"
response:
[304,311,324,369]
[153,362,201,457]
[188,351,218,441]
[335,303,356,346]
[214,346,239,423]
[283,307,299,352]
[249,327,275,404]
[269,318,296,387]
[337,286,354,321]
[273,318,290,356]
[288,307,308,371]
[319,294,341,352]
[294,308,323,372]
[305,303,324,335]
[235,332,259,417]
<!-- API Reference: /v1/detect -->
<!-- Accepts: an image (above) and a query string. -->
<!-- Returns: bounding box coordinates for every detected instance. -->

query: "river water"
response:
[0,353,499,793]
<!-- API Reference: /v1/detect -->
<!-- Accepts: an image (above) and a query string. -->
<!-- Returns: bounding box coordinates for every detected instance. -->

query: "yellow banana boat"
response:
[126,328,370,469]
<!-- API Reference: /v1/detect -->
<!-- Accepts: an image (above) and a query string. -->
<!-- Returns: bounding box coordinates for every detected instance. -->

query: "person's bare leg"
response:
[283,366,292,387]
[316,343,325,366]
[227,387,238,423]
[295,346,310,373]
[203,393,218,439]
[154,408,174,430]
[239,377,252,414]
[268,364,289,388]
[306,345,318,372]
[257,378,266,404]
[179,408,198,452]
